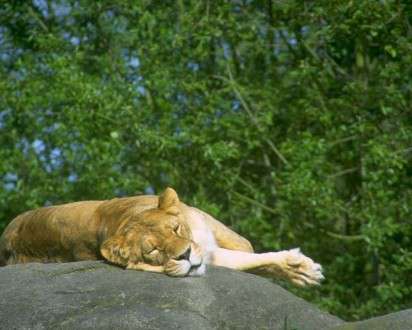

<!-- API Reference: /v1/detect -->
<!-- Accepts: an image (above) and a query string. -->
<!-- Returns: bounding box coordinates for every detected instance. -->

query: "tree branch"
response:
[216,64,289,165]
[232,191,278,216]
[326,231,367,242]
[27,5,49,32]
[327,167,359,179]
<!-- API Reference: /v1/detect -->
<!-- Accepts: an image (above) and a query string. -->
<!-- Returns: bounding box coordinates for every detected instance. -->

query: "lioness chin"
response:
[0,187,323,286]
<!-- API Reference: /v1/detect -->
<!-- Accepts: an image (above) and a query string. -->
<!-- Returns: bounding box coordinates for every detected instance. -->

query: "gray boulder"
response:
[333,309,412,330]
[0,261,342,330]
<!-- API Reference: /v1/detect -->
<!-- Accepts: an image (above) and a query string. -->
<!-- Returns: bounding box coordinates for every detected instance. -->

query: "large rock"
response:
[334,309,412,330]
[0,261,342,330]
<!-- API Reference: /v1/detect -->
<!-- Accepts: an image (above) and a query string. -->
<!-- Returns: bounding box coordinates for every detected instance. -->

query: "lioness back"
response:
[0,201,105,265]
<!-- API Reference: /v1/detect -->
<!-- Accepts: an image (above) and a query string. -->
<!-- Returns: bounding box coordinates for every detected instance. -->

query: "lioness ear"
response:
[100,235,130,267]
[158,187,180,211]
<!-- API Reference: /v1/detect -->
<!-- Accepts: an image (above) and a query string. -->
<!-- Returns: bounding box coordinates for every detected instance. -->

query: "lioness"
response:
[0,188,323,286]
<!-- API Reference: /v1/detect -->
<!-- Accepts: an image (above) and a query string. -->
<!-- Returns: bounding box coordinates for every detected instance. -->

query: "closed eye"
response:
[173,224,181,235]
[149,248,159,255]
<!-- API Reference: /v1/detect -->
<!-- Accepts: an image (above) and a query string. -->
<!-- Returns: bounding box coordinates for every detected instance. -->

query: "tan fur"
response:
[0,188,323,285]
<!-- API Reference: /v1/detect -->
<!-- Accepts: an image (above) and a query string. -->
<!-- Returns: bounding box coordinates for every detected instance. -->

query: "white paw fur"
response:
[281,248,324,286]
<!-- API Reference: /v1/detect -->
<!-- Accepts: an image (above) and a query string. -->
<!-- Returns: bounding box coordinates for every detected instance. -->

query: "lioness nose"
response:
[177,247,191,261]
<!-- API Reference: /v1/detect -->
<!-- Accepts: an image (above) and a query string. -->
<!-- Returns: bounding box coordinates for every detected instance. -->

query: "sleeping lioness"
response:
[0,187,323,286]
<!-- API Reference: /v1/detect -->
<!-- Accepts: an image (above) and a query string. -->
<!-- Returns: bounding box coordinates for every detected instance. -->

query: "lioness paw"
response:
[164,259,191,277]
[282,248,324,287]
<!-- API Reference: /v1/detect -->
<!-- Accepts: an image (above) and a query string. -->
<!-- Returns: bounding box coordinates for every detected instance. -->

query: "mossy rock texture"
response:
[0,261,342,330]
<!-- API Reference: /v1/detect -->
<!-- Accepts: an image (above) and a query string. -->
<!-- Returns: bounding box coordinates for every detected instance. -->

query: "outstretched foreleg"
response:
[209,247,324,286]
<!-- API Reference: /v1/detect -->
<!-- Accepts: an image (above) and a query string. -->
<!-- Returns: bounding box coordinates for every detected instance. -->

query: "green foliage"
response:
[1,0,412,320]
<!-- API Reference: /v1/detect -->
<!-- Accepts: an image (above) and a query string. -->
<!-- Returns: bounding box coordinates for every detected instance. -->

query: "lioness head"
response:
[100,188,205,277]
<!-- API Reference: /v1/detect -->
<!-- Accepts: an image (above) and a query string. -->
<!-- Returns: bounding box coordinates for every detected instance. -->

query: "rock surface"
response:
[334,309,412,330]
[0,261,342,330]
